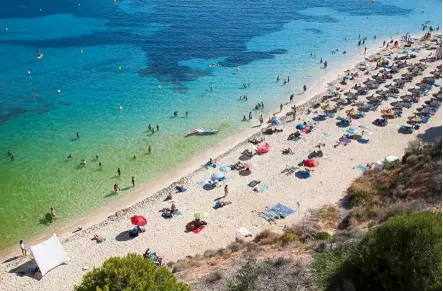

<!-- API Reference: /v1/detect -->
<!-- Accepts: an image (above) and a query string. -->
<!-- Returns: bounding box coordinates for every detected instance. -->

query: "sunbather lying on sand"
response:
[248,137,264,145]
[186,219,207,232]
[92,234,105,243]
[287,131,301,140]
[282,148,294,155]
[214,201,232,209]
[231,161,245,170]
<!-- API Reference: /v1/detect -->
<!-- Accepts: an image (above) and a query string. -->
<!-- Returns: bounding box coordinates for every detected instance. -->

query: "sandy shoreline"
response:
[0,39,372,260]
[1,33,441,290]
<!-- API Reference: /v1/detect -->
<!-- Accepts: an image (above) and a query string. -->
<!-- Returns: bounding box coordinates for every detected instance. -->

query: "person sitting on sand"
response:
[214,201,232,209]
[143,248,151,259]
[92,234,104,243]
[207,158,214,165]
[176,185,185,192]
[170,203,177,213]
[165,193,173,201]
[282,148,294,155]
[186,219,207,232]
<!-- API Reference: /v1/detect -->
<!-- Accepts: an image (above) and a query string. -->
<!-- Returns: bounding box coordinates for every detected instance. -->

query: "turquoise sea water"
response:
[0,0,441,250]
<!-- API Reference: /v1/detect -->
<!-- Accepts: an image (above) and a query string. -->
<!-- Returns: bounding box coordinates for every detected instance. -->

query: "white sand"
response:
[0,36,441,290]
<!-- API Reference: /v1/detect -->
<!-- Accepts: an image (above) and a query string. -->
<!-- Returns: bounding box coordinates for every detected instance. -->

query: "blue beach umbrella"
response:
[219,166,231,173]
[271,119,281,125]
[211,172,225,181]
[296,124,304,130]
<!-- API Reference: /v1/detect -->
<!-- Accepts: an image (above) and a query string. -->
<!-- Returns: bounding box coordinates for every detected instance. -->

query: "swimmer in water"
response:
[10,155,14,160]
[117,168,121,176]
[151,128,155,134]
[50,208,56,220]
[67,153,72,159]
[95,154,99,160]
[303,85,307,92]
[133,155,136,159]
[320,58,323,64]
[249,112,252,120]
[132,176,135,187]
[173,111,178,117]
[243,115,246,121]
[8,150,12,156]
[185,111,188,117]
[148,146,152,154]
[99,162,102,168]
[156,125,159,131]
[277,76,280,81]
[76,132,80,138]
[148,124,152,130]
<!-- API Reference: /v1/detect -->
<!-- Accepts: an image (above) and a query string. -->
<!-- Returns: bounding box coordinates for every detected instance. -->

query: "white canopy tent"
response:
[30,234,69,276]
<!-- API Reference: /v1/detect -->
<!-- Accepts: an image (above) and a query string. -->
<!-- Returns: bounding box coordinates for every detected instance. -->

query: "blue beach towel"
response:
[204,163,217,169]
[258,185,268,192]
[356,164,368,172]
[271,203,295,218]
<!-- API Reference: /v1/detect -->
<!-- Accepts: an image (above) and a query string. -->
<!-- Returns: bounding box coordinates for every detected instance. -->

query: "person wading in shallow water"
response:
[132,176,135,187]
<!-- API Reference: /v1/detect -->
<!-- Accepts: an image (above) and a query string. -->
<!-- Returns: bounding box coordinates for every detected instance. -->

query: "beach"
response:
[1,33,441,290]
[1,0,442,251]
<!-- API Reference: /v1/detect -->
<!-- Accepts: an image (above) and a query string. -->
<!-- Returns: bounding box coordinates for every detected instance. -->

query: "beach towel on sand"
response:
[162,211,182,219]
[192,226,204,234]
[259,203,295,222]
[356,164,368,172]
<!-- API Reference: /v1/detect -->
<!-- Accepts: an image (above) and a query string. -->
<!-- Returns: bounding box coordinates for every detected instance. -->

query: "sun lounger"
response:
[248,180,261,187]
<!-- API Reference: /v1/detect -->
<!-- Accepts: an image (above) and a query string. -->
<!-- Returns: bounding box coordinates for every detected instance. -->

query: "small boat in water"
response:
[187,128,219,136]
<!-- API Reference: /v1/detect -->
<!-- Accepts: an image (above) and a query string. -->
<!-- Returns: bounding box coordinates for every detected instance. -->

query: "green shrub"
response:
[314,231,331,241]
[313,212,442,291]
[229,261,262,291]
[278,232,300,246]
[74,253,190,291]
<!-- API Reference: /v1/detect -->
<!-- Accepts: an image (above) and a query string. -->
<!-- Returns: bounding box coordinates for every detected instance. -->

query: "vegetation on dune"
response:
[313,212,442,291]
[74,253,190,291]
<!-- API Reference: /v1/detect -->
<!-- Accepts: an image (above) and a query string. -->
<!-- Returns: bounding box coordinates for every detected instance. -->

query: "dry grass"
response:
[252,229,280,245]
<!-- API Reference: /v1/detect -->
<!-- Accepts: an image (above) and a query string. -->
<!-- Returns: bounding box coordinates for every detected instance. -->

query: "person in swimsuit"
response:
[117,168,121,176]
[132,176,135,187]
[50,208,56,221]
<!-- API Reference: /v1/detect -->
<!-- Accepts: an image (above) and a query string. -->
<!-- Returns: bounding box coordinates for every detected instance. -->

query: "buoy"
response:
[57,89,61,95]
[80,49,84,54]
[5,28,8,32]
[118,66,122,71]
[119,106,123,110]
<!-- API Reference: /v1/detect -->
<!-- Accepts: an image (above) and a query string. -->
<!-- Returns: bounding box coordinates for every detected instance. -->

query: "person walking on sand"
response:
[259,114,264,125]
[280,103,283,112]
[224,185,228,197]
[132,176,135,187]
[117,168,122,176]
[19,240,26,256]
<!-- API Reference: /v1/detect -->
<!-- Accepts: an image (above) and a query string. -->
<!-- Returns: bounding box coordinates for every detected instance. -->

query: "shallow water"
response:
[0,0,440,250]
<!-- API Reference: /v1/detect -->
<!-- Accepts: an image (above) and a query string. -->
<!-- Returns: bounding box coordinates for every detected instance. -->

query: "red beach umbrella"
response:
[131,215,147,226]
[303,159,319,168]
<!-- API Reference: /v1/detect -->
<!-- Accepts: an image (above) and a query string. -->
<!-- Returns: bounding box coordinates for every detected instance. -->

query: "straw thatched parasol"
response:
[345,108,359,116]
[324,104,336,111]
